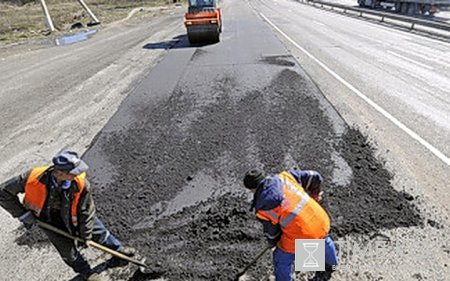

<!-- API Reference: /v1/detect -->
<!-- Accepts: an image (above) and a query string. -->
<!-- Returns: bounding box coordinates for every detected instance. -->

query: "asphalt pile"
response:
[17,64,423,280]
[326,128,422,238]
[129,194,265,280]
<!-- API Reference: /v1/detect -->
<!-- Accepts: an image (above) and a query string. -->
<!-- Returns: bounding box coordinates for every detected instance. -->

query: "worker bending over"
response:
[0,150,135,281]
[243,168,338,281]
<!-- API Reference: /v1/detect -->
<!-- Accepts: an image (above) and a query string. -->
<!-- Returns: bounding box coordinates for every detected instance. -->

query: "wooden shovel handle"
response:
[86,240,147,268]
[36,220,147,268]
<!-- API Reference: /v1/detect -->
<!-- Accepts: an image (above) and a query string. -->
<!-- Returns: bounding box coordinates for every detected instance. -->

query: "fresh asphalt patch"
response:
[85,55,420,279]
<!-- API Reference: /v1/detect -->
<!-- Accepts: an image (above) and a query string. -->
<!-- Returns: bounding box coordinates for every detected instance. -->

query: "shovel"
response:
[36,220,150,273]
[234,245,273,281]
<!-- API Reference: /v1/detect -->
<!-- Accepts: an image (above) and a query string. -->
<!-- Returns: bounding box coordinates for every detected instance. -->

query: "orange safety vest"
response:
[256,171,330,254]
[23,166,86,227]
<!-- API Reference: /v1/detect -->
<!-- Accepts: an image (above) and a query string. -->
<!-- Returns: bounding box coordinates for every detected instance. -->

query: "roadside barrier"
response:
[296,0,450,37]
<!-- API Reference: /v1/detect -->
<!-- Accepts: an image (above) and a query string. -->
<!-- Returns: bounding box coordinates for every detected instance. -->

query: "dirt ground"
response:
[0,0,172,43]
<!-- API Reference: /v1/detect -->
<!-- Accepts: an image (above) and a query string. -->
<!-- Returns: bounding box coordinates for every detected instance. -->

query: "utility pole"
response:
[39,0,55,32]
[77,0,100,24]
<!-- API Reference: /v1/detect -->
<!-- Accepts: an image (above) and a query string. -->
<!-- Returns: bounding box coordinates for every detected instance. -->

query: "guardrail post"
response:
[411,23,415,30]
[381,16,384,22]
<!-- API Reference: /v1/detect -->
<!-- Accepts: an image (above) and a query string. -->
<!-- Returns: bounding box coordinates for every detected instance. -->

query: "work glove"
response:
[18,211,36,230]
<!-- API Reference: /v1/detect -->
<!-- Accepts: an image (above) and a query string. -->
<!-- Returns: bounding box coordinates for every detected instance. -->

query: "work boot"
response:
[108,246,137,267]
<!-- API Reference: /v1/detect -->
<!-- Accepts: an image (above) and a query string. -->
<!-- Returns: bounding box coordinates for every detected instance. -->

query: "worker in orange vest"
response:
[0,150,135,281]
[243,168,338,281]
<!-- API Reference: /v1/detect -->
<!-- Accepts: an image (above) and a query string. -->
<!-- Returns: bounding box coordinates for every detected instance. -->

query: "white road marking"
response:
[259,12,450,166]
[387,50,434,70]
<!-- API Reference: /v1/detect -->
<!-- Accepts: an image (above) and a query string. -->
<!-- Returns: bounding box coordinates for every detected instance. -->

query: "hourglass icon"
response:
[303,242,319,268]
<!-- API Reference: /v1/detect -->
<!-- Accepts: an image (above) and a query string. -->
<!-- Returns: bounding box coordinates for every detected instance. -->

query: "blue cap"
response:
[52,150,88,175]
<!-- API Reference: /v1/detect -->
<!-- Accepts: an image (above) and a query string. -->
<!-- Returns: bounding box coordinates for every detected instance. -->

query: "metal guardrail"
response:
[296,0,450,34]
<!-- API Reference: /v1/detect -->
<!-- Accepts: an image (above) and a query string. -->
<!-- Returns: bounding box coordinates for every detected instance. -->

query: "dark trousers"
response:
[273,236,338,281]
[41,216,123,275]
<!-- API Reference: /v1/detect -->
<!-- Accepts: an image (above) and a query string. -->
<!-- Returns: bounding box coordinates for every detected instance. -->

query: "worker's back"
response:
[255,171,330,253]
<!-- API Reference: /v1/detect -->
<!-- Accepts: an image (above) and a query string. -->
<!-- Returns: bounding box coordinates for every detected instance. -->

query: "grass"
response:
[0,0,175,44]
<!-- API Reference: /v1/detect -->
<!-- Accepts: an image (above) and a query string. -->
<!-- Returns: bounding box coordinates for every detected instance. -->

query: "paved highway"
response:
[0,0,448,280]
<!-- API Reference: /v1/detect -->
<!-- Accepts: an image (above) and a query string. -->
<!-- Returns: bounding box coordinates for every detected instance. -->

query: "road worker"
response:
[0,150,135,281]
[243,168,338,281]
